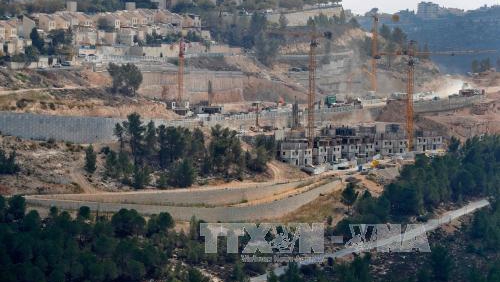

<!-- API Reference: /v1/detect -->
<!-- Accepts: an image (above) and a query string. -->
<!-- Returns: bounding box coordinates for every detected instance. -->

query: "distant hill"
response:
[356,6,500,74]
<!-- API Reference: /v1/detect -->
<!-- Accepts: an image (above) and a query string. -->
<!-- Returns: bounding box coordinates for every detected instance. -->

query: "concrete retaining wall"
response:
[414,95,482,113]
[26,180,340,221]
[0,105,356,144]
[0,112,201,144]
[33,180,308,206]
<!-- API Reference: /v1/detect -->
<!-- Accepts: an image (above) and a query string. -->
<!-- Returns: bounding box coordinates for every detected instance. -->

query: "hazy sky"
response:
[342,0,500,14]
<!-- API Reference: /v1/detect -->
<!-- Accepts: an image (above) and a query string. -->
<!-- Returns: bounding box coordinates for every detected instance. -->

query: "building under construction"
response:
[279,123,444,167]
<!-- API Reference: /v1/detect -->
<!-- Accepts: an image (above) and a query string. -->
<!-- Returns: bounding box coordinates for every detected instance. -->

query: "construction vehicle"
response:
[324,95,337,107]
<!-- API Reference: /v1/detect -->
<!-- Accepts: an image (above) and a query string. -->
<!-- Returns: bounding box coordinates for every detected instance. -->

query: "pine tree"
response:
[341,183,359,213]
[85,145,97,174]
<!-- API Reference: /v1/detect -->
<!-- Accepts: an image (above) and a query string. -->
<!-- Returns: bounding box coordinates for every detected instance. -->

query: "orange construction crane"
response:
[307,37,319,148]
[381,42,495,150]
[369,13,399,93]
[269,28,331,148]
[177,37,186,104]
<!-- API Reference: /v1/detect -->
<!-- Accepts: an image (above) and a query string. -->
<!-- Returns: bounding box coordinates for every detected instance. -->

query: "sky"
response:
[342,0,500,15]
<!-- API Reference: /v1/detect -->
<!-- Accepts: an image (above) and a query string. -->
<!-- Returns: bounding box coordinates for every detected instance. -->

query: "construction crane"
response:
[307,36,319,148]
[369,13,400,93]
[381,41,496,150]
[269,28,332,148]
[177,37,186,105]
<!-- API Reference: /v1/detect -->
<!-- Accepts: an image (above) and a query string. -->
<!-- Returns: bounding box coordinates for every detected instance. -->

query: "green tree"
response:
[132,165,151,189]
[0,148,20,175]
[144,120,157,159]
[448,136,460,153]
[123,113,145,164]
[267,270,279,282]
[430,246,453,281]
[169,159,196,188]
[30,28,44,53]
[7,195,26,221]
[187,267,209,282]
[111,208,146,237]
[114,123,125,151]
[105,150,119,178]
[230,261,249,282]
[85,145,97,174]
[281,262,303,282]
[22,46,40,64]
[247,146,269,172]
[156,173,168,189]
[341,183,359,213]
[147,212,174,236]
[107,63,143,96]
[78,206,91,220]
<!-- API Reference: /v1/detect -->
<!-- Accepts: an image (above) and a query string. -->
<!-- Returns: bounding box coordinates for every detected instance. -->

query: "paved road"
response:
[26,180,341,222]
[28,179,312,206]
[251,199,491,281]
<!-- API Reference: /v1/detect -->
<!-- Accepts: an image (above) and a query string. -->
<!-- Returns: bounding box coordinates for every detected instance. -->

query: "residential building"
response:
[279,124,444,167]
[417,2,439,19]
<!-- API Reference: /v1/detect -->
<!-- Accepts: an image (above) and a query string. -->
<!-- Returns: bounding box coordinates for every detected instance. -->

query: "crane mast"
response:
[177,38,186,105]
[308,39,318,148]
[371,15,379,93]
[406,41,416,151]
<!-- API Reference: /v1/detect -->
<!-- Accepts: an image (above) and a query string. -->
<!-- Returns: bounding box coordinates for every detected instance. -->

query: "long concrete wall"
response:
[414,95,483,113]
[0,112,200,143]
[33,180,308,206]
[26,180,340,221]
[0,105,356,144]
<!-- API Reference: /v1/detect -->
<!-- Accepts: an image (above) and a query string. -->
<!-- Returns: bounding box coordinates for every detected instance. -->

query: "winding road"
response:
[250,198,491,281]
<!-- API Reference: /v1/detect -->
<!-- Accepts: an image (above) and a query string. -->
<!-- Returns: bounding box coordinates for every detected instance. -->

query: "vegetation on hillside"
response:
[335,135,500,236]
[0,148,19,175]
[273,135,500,282]
[107,63,143,96]
[0,195,222,282]
[103,113,272,189]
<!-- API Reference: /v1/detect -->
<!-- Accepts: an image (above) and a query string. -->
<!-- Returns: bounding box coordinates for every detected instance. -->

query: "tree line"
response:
[335,135,500,236]
[90,113,273,189]
[0,195,219,282]
[0,195,272,282]
[271,135,500,282]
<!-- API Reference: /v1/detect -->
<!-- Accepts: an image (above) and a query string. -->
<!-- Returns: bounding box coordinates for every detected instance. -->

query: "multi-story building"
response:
[38,14,57,32]
[417,2,439,19]
[279,123,445,168]
[280,139,313,166]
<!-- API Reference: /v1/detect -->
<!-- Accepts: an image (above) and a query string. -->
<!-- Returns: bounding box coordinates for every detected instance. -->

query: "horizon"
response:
[342,0,500,15]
